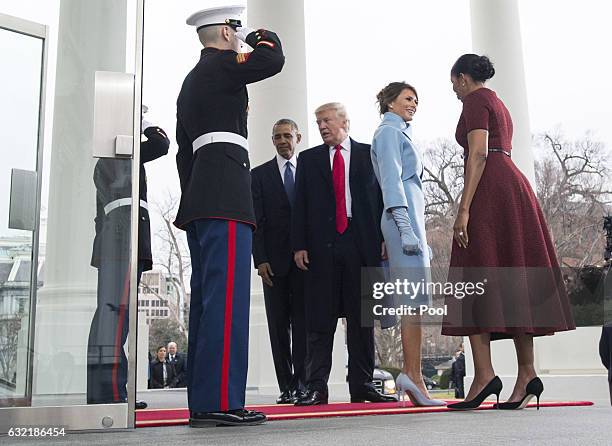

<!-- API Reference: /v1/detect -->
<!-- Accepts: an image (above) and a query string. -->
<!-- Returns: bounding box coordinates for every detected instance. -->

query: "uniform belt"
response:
[192,131,249,154]
[104,198,149,215]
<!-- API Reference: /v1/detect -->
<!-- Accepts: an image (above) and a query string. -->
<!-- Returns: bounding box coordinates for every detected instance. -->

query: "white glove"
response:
[235,26,256,42]
[141,118,155,133]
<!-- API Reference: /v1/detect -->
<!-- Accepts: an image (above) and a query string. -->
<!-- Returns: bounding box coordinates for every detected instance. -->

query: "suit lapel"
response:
[267,158,290,206]
[349,138,360,186]
[314,145,333,190]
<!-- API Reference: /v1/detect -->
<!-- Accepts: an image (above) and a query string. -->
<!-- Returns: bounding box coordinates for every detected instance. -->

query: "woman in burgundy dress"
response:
[442,54,575,410]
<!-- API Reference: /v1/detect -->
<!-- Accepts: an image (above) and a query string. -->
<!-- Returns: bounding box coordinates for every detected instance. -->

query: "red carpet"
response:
[135,400,594,427]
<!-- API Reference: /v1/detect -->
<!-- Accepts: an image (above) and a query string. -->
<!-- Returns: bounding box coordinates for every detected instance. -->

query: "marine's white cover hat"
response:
[186,5,245,31]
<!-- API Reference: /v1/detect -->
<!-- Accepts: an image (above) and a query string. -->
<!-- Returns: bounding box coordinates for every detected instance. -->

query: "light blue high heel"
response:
[396,373,446,407]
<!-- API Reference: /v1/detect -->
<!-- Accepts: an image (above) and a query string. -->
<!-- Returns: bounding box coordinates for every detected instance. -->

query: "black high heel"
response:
[447,376,503,410]
[496,377,544,410]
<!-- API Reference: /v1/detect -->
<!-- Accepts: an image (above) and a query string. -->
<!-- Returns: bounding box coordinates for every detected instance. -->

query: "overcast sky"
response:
[141,0,612,192]
[1,1,610,251]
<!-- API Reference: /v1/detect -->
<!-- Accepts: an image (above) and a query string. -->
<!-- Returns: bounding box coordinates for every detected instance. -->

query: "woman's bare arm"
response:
[454,129,488,247]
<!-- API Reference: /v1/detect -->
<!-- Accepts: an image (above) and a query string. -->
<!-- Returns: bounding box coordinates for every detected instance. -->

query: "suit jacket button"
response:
[326,243,332,248]
[328,216,333,222]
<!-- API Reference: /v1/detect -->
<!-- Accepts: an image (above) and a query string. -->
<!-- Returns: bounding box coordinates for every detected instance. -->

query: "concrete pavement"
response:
[4,398,610,446]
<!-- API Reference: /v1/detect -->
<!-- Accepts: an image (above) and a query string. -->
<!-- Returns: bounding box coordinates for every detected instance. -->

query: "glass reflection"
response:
[0,27,42,406]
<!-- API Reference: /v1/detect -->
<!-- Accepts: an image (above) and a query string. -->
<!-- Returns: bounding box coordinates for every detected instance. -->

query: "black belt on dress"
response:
[488,148,511,157]
[463,148,511,159]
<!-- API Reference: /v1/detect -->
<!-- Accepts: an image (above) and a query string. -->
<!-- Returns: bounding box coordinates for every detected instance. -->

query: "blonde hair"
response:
[314,102,349,120]
[198,25,223,47]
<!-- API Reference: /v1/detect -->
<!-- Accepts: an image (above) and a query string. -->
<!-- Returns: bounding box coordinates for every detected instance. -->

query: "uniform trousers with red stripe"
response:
[87,260,144,404]
[186,218,252,413]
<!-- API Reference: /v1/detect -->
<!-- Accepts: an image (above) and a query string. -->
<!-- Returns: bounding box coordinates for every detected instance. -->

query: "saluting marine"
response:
[87,109,169,408]
[175,5,284,427]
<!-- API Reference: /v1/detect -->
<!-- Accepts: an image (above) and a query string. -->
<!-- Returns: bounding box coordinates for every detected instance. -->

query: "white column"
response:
[468,0,530,385]
[136,318,149,391]
[470,0,535,185]
[33,0,128,396]
[245,0,310,394]
[245,0,348,396]
[247,0,309,168]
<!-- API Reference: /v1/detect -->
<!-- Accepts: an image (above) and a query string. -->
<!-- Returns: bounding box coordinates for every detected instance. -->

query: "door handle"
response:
[92,71,135,158]
[8,168,37,231]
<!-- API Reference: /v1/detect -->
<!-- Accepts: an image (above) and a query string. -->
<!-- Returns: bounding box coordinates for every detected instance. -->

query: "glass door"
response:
[0,15,44,410]
[0,0,144,432]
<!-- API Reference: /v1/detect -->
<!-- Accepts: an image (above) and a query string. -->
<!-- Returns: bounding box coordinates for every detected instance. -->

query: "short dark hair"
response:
[273,118,299,133]
[157,346,166,352]
[376,82,418,115]
[451,54,495,82]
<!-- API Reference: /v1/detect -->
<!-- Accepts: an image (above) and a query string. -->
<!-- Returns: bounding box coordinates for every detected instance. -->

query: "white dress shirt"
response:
[328,136,352,217]
[276,152,297,183]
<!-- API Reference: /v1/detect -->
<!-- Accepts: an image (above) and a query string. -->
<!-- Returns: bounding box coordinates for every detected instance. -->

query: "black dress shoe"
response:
[189,409,267,427]
[292,389,308,403]
[135,400,148,410]
[350,389,397,403]
[276,390,294,404]
[294,390,328,406]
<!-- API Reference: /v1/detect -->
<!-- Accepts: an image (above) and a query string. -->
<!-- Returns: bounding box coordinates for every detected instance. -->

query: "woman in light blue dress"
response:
[371,82,444,407]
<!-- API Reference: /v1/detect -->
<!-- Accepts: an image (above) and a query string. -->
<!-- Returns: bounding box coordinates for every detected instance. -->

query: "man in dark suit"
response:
[292,102,395,405]
[176,5,284,427]
[252,119,307,404]
[452,346,466,398]
[167,342,187,388]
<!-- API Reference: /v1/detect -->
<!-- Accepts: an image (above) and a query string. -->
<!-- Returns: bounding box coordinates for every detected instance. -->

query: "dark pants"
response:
[186,219,252,413]
[87,259,144,404]
[262,264,307,393]
[454,378,465,398]
[305,224,375,395]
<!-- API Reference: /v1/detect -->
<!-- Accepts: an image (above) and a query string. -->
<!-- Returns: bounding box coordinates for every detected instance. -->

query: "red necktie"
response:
[332,145,348,234]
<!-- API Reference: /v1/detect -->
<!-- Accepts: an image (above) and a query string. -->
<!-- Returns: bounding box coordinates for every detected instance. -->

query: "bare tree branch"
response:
[149,189,192,329]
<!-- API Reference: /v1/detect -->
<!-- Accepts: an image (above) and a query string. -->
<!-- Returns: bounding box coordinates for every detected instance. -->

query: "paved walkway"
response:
[4,398,610,446]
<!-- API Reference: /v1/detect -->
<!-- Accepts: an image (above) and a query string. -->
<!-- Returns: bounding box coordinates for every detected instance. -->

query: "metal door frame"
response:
[0,0,145,432]
[0,8,48,411]
[127,0,145,429]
